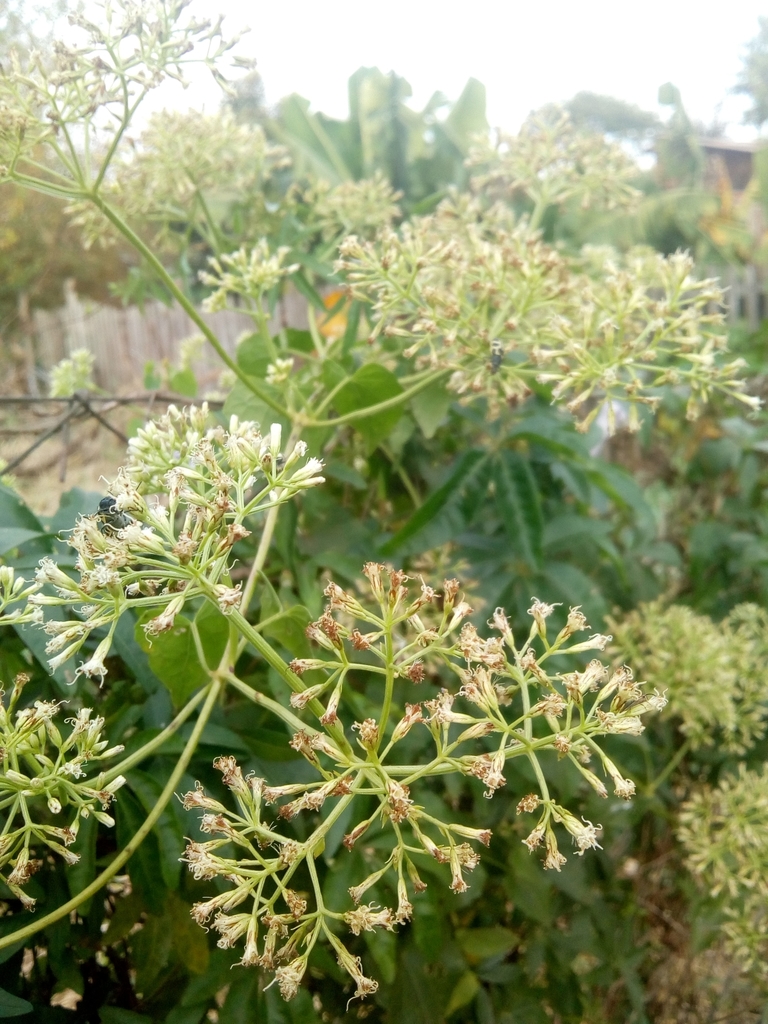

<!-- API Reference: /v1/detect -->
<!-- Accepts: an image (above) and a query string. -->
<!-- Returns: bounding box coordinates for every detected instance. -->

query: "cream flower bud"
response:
[352,718,379,751]
[528,597,559,636]
[552,806,603,855]
[74,635,114,684]
[362,562,386,602]
[274,956,308,1001]
[269,422,282,459]
[344,905,396,936]
[287,457,325,487]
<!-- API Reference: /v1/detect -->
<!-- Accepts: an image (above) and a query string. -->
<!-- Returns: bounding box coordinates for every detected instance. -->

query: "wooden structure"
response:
[11,282,309,395]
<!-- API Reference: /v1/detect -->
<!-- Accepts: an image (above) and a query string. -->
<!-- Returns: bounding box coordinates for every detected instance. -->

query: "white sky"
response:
[163,0,767,140]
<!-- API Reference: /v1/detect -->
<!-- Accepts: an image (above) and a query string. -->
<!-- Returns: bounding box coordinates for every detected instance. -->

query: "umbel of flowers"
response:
[2,405,322,684]
[0,674,126,909]
[177,563,665,1000]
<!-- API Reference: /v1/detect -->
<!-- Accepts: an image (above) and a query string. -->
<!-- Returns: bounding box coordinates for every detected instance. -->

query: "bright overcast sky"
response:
[163,0,768,140]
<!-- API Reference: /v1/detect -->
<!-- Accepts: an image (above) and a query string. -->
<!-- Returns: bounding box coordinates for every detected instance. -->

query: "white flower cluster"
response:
[179,567,665,1003]
[27,406,324,683]
[0,674,125,909]
[200,242,299,312]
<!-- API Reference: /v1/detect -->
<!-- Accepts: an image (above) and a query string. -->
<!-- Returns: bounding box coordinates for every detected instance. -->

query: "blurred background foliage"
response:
[5,6,768,1024]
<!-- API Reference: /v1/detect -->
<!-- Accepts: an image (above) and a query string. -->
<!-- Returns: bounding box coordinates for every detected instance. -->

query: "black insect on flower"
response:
[489,339,504,375]
[95,496,134,535]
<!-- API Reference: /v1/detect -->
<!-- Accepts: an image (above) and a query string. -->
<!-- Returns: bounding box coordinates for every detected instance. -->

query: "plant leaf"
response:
[0,987,33,1017]
[333,364,404,451]
[381,449,487,554]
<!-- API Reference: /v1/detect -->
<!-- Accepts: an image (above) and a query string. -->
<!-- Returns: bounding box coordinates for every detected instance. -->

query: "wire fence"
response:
[0,284,314,491]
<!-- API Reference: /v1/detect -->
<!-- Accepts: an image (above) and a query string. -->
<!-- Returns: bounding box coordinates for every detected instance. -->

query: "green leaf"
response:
[260,605,312,659]
[290,267,327,312]
[410,380,452,438]
[169,367,197,398]
[259,575,281,621]
[364,927,397,984]
[194,722,251,754]
[165,1005,208,1024]
[507,415,589,459]
[179,948,236,1008]
[542,561,607,626]
[444,970,480,1016]
[442,77,488,152]
[218,970,261,1024]
[131,910,174,999]
[15,608,74,693]
[583,462,647,512]
[46,487,102,536]
[284,328,314,353]
[0,941,23,967]
[223,379,288,437]
[455,926,518,963]
[116,788,167,907]
[236,332,271,377]
[494,451,543,570]
[166,891,210,976]
[101,892,145,944]
[0,483,45,532]
[0,527,46,554]
[195,602,231,667]
[380,449,487,554]
[99,1009,154,1024]
[135,614,203,701]
[0,988,33,1017]
[143,360,162,390]
[134,609,227,707]
[112,612,161,695]
[333,363,404,451]
[324,460,367,490]
[321,359,348,392]
[274,93,352,182]
[342,300,361,353]
[543,513,611,550]
[127,769,185,890]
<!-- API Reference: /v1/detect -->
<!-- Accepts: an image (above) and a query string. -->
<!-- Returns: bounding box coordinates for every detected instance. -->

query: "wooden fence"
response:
[11,281,310,395]
[718,265,767,331]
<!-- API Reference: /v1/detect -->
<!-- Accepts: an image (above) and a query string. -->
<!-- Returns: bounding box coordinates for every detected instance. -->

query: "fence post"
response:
[62,279,88,356]
[745,264,759,331]
[17,291,39,395]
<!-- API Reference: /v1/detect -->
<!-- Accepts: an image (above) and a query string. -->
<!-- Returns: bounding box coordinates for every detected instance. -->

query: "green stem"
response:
[0,680,221,952]
[307,305,326,360]
[377,616,395,751]
[93,88,148,191]
[528,192,550,233]
[222,607,354,759]
[646,739,691,796]
[224,672,319,736]
[102,685,210,784]
[306,850,325,912]
[10,171,84,201]
[89,194,290,419]
[301,367,451,428]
